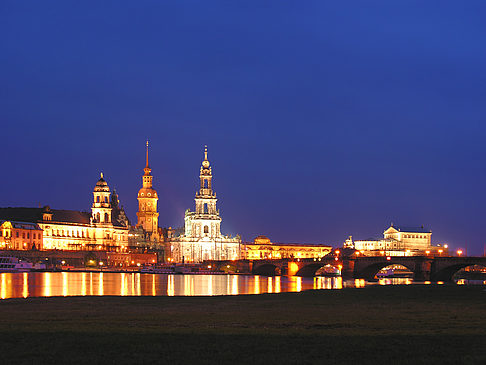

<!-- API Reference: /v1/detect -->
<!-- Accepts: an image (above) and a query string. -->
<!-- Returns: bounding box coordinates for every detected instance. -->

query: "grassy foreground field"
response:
[0,285,485,364]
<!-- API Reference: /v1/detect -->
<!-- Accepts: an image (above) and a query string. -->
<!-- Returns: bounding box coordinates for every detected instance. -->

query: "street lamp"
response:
[457,250,463,257]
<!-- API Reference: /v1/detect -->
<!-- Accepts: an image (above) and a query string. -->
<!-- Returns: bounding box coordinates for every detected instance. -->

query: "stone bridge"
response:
[206,256,486,282]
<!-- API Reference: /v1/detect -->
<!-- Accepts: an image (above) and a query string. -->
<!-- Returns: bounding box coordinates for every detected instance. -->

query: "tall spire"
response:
[146,139,149,168]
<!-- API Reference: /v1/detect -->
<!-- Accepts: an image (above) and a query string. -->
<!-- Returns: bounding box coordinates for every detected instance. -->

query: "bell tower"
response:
[92,172,112,224]
[184,146,222,238]
[137,141,159,236]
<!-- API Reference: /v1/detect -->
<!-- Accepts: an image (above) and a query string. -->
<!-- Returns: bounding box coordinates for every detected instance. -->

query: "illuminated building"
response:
[0,220,43,250]
[128,142,164,256]
[348,224,447,256]
[0,174,129,251]
[242,235,332,260]
[136,141,160,240]
[168,146,240,262]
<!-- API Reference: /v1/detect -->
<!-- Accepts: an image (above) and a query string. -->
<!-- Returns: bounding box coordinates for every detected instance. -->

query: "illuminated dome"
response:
[94,172,110,192]
[254,235,272,245]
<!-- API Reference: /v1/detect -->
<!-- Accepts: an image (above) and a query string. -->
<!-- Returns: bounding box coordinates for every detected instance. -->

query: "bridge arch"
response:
[357,261,415,281]
[431,263,486,282]
[296,263,340,277]
[252,263,281,276]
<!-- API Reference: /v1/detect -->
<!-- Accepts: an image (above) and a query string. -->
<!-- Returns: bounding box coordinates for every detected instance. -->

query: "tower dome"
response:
[94,172,110,193]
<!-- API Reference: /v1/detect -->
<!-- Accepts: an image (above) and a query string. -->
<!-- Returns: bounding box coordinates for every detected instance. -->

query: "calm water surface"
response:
[0,272,475,299]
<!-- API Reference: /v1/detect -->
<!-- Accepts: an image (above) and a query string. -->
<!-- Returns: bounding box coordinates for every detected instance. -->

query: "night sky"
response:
[2,2,486,254]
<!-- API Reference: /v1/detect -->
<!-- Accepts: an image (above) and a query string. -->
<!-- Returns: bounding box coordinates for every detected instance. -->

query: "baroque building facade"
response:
[0,174,129,251]
[345,224,448,256]
[168,147,241,263]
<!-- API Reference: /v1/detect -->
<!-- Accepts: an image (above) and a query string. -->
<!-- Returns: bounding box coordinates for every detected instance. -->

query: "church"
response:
[167,147,241,263]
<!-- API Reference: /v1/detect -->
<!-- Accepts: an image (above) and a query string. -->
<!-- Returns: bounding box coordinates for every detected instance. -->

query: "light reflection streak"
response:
[44,272,51,297]
[81,273,87,296]
[275,276,281,293]
[152,275,156,296]
[62,272,68,297]
[135,273,141,296]
[232,275,238,295]
[1,274,7,299]
[208,275,213,296]
[267,277,273,293]
[253,276,260,294]
[98,273,104,296]
[167,275,174,296]
[22,272,28,298]
[296,277,302,292]
[120,273,126,296]
[89,273,93,295]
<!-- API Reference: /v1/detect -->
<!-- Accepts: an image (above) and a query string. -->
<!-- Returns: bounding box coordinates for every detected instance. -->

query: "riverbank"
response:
[0,285,485,364]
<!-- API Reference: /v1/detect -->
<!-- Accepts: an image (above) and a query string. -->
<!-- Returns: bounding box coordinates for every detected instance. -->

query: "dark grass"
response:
[0,285,485,364]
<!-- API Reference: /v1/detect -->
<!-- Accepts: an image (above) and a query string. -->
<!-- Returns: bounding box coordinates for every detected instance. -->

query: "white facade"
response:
[169,147,240,263]
[351,225,435,256]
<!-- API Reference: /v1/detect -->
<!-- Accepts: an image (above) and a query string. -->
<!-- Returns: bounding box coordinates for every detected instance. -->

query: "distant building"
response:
[0,220,44,250]
[168,147,240,263]
[348,224,447,256]
[242,235,332,260]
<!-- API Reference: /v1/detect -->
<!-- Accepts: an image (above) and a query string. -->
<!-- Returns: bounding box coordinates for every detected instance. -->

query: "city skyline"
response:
[2,2,486,254]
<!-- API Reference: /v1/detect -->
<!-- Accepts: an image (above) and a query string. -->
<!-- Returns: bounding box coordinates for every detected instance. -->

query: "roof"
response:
[0,207,91,225]
[389,225,431,233]
[0,220,42,230]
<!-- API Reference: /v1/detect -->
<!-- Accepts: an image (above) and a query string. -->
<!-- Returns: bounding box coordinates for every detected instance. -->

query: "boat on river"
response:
[0,257,33,272]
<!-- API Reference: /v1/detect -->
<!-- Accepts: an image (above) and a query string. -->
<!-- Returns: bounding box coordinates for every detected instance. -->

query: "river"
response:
[0,272,482,299]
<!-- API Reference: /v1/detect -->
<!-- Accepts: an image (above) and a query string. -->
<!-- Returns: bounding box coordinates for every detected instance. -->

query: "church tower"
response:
[92,173,112,224]
[136,141,159,235]
[184,146,222,238]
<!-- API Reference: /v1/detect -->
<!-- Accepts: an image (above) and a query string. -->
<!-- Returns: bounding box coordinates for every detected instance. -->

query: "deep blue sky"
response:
[1,1,485,254]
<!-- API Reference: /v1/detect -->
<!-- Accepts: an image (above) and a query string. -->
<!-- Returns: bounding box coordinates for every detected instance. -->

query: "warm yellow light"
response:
[386,256,391,261]
[444,244,448,249]
[99,262,103,266]
[335,250,340,255]
[208,265,211,269]
[457,250,463,256]
[425,250,430,255]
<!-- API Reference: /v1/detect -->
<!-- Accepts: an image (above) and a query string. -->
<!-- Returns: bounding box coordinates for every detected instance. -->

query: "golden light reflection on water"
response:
[62,272,68,297]
[82,273,87,296]
[1,274,7,299]
[44,272,51,297]
[275,276,281,293]
[22,272,28,298]
[167,275,174,296]
[0,272,475,299]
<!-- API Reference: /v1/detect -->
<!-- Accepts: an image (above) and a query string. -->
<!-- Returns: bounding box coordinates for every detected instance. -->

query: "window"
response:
[27,233,30,239]
[96,213,100,222]
[96,196,100,203]
[104,196,108,203]
[204,226,209,234]
[104,213,109,222]
[22,232,25,239]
